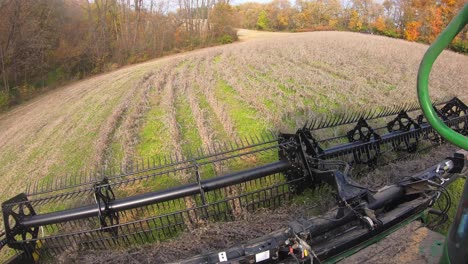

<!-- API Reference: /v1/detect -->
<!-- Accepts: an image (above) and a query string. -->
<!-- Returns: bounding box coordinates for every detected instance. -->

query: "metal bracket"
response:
[446,152,465,174]
[193,161,209,219]
[347,119,381,165]
[387,111,420,132]
[439,97,468,134]
[347,118,381,143]
[314,169,368,204]
[297,128,324,157]
[417,103,453,144]
[440,97,468,117]
[194,164,207,206]
[387,111,420,152]
[93,178,119,236]
[1,193,38,256]
[278,133,313,193]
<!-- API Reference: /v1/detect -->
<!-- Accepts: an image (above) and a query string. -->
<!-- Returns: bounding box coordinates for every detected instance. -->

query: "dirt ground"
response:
[57,144,463,264]
[338,221,445,264]
[236,29,294,41]
[58,207,303,263]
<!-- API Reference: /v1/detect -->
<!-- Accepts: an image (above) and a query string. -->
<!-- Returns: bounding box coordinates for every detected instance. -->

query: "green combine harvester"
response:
[0,4,467,264]
[420,4,468,264]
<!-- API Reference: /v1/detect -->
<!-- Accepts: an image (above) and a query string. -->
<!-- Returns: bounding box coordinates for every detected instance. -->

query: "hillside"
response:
[0,31,467,203]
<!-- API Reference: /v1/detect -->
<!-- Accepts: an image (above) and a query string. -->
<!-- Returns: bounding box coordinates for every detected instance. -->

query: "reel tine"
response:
[355,111,363,122]
[208,142,216,158]
[324,115,333,128]
[25,180,31,195]
[33,179,39,195]
[389,105,397,116]
[393,104,401,115]
[327,114,334,127]
[312,119,319,129]
[364,108,373,120]
[330,114,339,127]
[398,103,406,113]
[379,106,389,118]
[407,102,414,112]
[319,115,328,128]
[231,137,239,151]
[236,136,244,149]
[187,148,193,161]
[325,115,334,127]
[327,114,336,127]
[311,117,319,130]
[367,108,375,120]
[343,112,352,124]
[247,135,254,146]
[156,156,162,168]
[404,102,411,113]
[169,153,175,165]
[334,114,345,126]
[253,133,261,144]
[194,146,201,161]
[228,140,236,155]
[254,133,262,145]
[214,140,224,157]
[387,105,395,116]
[239,137,246,148]
[270,130,277,140]
[39,179,45,193]
[371,107,379,119]
[352,112,361,123]
[308,119,315,130]
[318,117,326,129]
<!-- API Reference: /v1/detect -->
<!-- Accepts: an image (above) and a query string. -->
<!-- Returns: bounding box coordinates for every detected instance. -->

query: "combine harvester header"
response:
[0,95,467,263]
[1,4,468,264]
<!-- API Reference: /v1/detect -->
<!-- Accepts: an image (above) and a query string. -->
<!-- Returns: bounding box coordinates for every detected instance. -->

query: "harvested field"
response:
[1,31,466,201]
[0,30,467,262]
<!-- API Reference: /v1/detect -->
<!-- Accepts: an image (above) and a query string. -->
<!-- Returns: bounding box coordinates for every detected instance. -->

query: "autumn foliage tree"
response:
[0,0,467,110]
[427,6,444,41]
[373,17,387,33]
[348,9,363,31]
[404,21,422,41]
[0,0,238,109]
[235,0,466,47]
[210,3,238,43]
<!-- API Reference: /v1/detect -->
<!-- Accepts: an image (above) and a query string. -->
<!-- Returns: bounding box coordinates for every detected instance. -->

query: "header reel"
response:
[0,97,467,263]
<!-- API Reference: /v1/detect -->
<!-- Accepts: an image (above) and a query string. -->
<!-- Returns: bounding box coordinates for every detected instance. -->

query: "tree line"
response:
[0,0,466,110]
[0,0,237,109]
[235,0,467,49]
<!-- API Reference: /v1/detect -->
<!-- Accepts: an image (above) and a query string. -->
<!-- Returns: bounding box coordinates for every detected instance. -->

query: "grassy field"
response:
[0,30,467,205]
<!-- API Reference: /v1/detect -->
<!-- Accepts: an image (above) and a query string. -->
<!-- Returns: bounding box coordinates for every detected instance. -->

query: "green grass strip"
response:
[214,80,267,137]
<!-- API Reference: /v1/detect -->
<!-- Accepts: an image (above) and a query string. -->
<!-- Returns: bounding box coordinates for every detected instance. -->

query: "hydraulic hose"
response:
[417,4,468,150]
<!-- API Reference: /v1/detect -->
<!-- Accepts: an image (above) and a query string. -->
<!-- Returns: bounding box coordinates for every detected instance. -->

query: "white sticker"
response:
[255,250,270,262]
[218,251,228,262]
